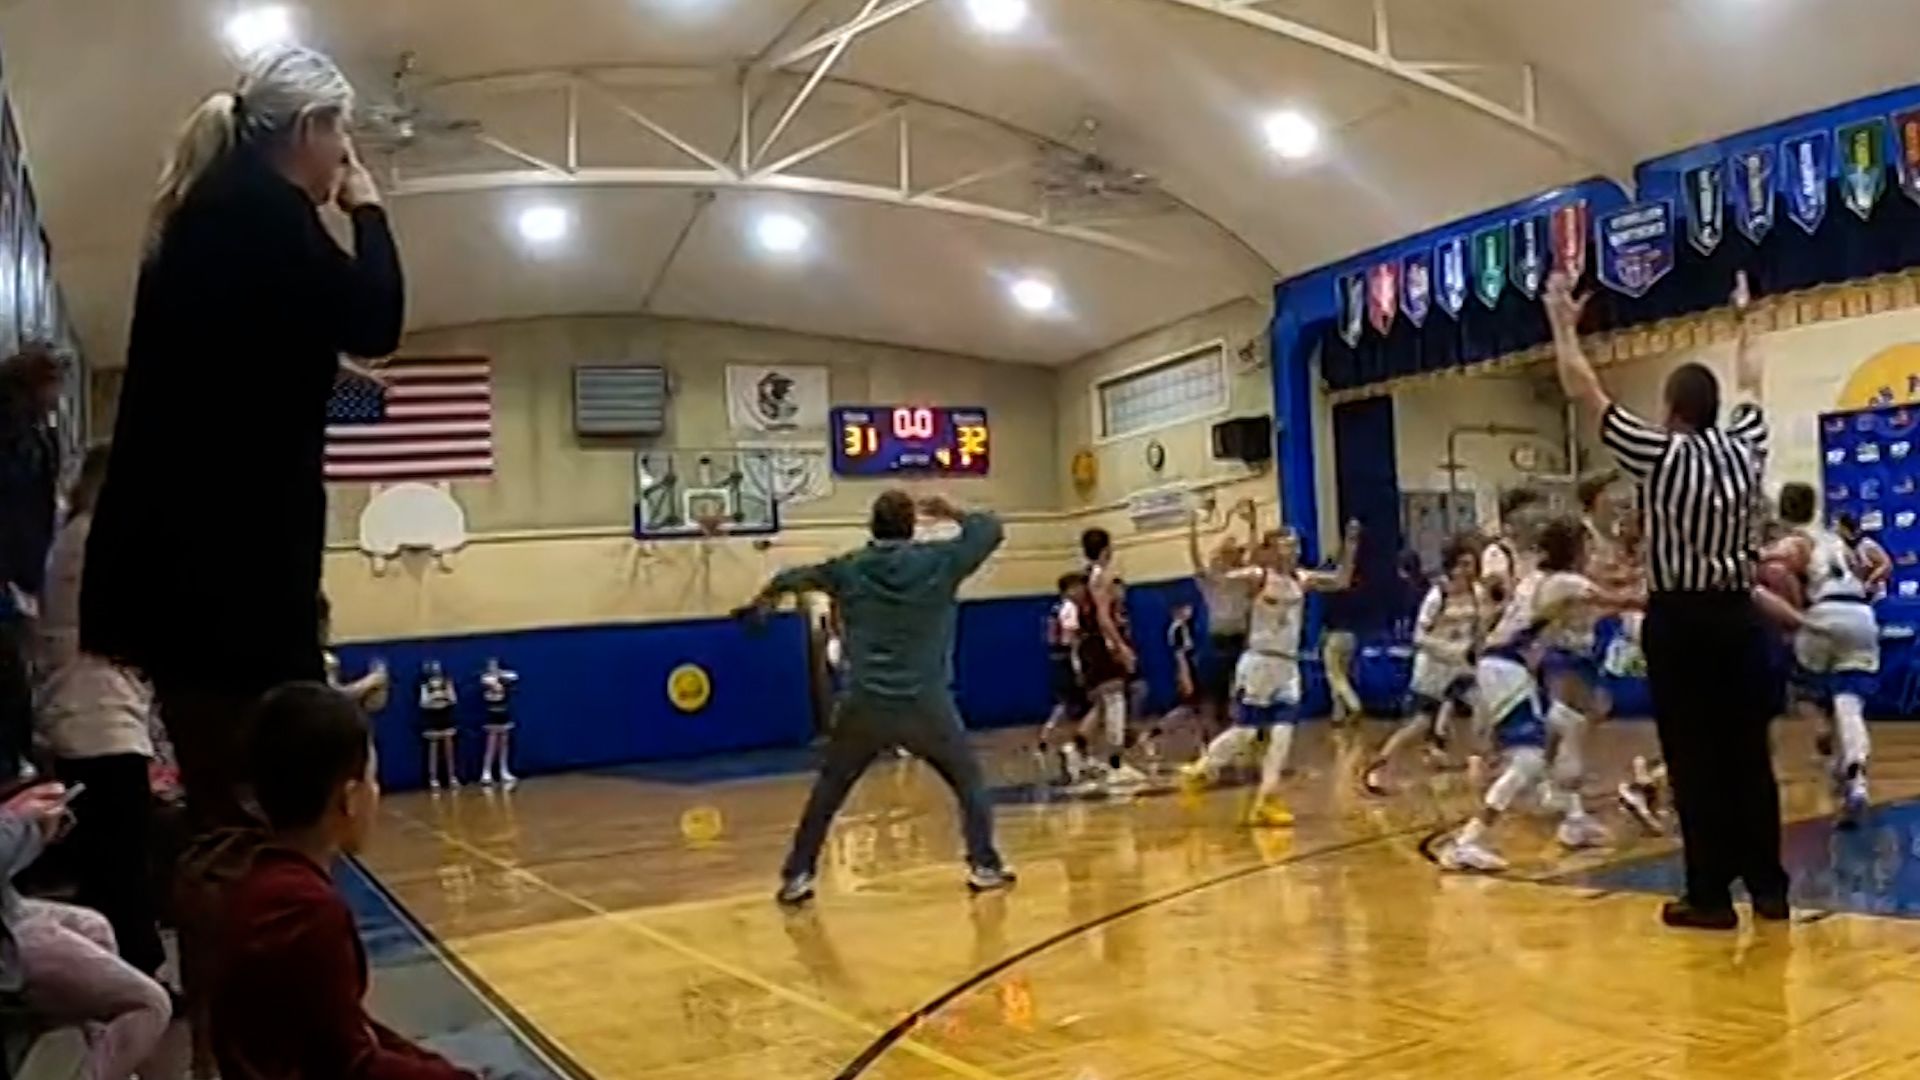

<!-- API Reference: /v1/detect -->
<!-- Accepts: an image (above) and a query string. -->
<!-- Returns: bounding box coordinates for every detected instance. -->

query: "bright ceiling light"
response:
[755,212,811,255]
[967,0,1029,33]
[223,5,295,56]
[1262,109,1322,160]
[516,205,571,244]
[1009,276,1058,314]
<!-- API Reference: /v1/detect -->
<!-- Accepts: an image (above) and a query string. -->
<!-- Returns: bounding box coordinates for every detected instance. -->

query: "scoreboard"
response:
[831,406,990,477]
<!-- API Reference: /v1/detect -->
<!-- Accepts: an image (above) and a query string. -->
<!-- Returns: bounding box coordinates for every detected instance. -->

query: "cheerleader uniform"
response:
[418,671,457,737]
[481,665,518,731]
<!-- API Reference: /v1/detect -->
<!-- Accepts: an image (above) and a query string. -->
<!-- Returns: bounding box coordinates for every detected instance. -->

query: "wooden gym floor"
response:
[354,720,1920,1080]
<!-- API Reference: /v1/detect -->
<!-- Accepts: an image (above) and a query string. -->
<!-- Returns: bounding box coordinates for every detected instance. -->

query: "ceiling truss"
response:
[388,66,1174,263]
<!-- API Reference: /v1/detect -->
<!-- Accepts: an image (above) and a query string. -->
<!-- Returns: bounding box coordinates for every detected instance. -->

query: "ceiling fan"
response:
[1031,117,1177,223]
[350,51,481,154]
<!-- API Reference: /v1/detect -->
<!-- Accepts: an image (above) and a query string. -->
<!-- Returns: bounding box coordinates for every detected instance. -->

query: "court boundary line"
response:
[344,856,597,1080]
[831,821,1436,1080]
[389,810,1012,1080]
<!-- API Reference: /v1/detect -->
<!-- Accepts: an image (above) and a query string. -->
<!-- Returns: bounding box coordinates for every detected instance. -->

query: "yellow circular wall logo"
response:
[667,663,712,713]
[1838,343,1920,409]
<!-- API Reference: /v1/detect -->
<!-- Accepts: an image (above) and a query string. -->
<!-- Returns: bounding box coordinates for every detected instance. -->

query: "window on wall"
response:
[1096,342,1228,439]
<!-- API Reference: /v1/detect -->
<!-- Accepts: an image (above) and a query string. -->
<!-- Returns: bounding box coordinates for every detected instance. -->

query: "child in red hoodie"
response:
[212,683,477,1079]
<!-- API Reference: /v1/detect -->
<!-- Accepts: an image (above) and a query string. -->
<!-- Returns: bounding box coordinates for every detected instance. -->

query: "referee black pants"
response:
[1643,590,1789,909]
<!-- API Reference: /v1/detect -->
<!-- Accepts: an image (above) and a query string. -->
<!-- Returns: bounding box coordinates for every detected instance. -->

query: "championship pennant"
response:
[1896,109,1920,207]
[1366,262,1399,336]
[1682,162,1726,256]
[1401,250,1433,328]
[1596,201,1675,298]
[1550,201,1589,280]
[1782,131,1830,234]
[1508,216,1547,299]
[1837,118,1887,220]
[1436,236,1469,317]
[1336,273,1364,346]
[1730,145,1776,242]
[1471,225,1508,309]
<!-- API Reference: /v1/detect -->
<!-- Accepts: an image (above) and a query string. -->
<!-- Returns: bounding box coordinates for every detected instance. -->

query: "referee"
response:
[1544,271,1788,930]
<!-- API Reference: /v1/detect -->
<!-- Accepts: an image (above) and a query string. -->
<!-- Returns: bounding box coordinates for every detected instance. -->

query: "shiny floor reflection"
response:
[355,720,1920,1080]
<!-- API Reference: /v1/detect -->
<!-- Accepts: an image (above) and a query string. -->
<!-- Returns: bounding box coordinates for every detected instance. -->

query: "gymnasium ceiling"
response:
[6,0,1920,368]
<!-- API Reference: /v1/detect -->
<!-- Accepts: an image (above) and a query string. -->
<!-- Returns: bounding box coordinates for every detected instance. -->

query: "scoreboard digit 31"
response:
[832,406,990,477]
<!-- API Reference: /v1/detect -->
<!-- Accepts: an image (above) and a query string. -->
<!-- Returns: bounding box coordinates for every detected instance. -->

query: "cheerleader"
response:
[418,660,459,790]
[317,594,389,711]
[1441,518,1630,871]
[1768,481,1878,827]
[1362,534,1485,795]
[1181,521,1360,827]
[478,657,521,788]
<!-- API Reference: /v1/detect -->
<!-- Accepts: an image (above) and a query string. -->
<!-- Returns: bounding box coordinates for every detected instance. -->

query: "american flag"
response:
[325,356,494,482]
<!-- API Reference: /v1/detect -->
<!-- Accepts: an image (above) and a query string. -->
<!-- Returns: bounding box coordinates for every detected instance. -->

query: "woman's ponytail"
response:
[147,91,239,249]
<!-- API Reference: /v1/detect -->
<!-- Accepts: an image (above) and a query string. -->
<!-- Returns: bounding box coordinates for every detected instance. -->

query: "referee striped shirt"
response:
[1601,401,1766,593]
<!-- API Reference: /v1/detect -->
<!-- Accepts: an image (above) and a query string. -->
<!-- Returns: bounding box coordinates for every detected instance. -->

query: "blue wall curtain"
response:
[1330,396,1405,636]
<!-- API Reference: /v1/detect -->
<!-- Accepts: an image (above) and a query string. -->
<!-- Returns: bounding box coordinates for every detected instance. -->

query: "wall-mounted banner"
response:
[1682,162,1726,256]
[1436,236,1469,317]
[1508,215,1547,299]
[1550,201,1589,280]
[1366,261,1399,336]
[1730,144,1777,243]
[726,364,830,437]
[1401,250,1432,328]
[1336,272,1364,346]
[1472,225,1508,309]
[1837,118,1887,220]
[1597,200,1676,298]
[1783,131,1831,234]
[1896,109,1920,207]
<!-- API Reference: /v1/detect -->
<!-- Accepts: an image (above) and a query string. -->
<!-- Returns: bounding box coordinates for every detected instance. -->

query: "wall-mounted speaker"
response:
[1211,415,1274,464]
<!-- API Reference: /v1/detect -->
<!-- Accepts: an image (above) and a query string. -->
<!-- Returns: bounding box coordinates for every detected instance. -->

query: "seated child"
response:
[212,683,480,1079]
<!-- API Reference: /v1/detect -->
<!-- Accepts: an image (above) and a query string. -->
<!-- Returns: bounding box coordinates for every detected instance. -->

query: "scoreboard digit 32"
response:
[832,406,990,477]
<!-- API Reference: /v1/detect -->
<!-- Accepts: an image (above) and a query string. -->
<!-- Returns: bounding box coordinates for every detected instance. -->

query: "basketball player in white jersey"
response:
[1180,521,1360,827]
[1442,518,1636,871]
[1363,534,1485,794]
[1768,481,1878,826]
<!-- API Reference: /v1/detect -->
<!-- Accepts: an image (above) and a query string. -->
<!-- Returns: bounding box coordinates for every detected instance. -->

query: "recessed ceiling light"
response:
[517,205,571,244]
[1262,109,1322,160]
[1010,276,1058,313]
[755,212,810,255]
[223,5,295,56]
[967,0,1029,33]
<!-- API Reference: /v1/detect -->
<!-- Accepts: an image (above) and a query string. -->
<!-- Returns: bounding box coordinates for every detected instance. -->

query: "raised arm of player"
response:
[1301,521,1362,593]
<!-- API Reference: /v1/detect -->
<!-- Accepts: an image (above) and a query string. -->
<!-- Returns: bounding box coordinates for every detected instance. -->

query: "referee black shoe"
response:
[1661,900,1738,931]
[1753,895,1792,922]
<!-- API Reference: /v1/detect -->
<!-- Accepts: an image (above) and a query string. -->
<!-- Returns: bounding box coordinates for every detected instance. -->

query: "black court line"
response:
[348,858,598,1080]
[831,823,1434,1080]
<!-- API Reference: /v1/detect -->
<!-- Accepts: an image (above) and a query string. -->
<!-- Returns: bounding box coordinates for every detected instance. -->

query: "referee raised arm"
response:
[1544,270,1787,931]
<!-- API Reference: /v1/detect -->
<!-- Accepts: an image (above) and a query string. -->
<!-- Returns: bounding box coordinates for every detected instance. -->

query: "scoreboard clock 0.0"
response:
[832,406,990,477]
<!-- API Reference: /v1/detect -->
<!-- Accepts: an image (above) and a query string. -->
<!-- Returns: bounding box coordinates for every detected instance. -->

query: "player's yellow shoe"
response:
[1246,796,1295,828]
[1177,761,1211,792]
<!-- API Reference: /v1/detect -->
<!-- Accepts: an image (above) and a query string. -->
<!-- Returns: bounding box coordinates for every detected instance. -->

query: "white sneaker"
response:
[1617,782,1663,835]
[1105,763,1150,792]
[479,771,496,787]
[1440,839,1509,873]
[1556,813,1611,850]
[498,767,518,787]
[1061,744,1088,783]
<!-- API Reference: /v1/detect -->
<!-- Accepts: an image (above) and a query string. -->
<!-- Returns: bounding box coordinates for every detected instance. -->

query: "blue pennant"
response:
[1729,146,1776,243]
[1782,131,1831,234]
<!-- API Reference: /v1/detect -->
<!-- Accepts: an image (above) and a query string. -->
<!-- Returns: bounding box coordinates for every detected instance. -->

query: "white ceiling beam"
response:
[472,133,566,175]
[769,0,941,70]
[755,0,885,167]
[576,76,736,175]
[389,166,1169,262]
[754,105,904,180]
[1144,0,1602,170]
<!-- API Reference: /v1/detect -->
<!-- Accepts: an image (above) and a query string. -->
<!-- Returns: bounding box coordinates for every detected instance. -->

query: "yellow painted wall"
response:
[322,316,1076,642]
[1050,298,1281,584]
[1390,372,1573,528]
[1583,304,1920,493]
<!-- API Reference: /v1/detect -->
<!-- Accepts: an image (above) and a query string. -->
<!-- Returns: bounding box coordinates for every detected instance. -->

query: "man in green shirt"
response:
[739,491,1014,906]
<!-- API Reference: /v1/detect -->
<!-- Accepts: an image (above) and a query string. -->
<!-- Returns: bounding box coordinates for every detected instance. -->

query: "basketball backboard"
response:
[634,447,785,540]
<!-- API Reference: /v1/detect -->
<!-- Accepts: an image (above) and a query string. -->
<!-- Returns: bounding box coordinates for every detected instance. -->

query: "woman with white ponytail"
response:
[77,45,404,1075]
